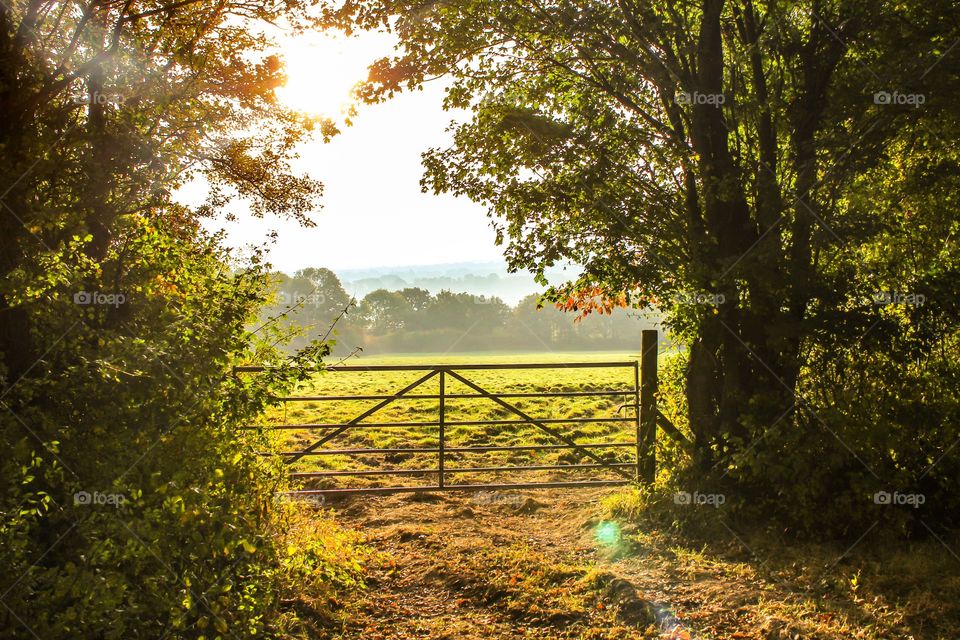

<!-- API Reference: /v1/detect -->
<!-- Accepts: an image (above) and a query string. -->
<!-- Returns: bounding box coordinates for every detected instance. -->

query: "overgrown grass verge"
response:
[603,487,960,639]
[270,503,373,637]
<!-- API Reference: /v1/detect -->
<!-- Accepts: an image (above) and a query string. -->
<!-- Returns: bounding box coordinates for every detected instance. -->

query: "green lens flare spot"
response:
[595,520,621,546]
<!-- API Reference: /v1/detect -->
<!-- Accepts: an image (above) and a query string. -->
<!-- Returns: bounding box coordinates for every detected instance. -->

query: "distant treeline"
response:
[263,268,657,354]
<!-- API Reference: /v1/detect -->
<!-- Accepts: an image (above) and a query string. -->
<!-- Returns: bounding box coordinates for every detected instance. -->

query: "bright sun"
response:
[274,33,390,118]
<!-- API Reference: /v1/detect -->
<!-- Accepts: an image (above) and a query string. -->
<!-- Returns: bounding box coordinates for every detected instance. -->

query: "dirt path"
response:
[321,488,776,640]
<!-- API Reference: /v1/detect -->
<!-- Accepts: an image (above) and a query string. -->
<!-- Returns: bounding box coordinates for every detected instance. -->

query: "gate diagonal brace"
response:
[284,369,440,465]
[444,370,636,482]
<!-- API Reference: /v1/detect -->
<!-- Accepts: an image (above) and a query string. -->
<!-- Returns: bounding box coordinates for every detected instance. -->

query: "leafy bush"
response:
[646,341,960,538]
[0,219,367,638]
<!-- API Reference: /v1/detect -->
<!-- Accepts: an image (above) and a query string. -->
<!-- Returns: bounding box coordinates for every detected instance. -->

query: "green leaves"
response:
[326,0,960,534]
[0,2,371,637]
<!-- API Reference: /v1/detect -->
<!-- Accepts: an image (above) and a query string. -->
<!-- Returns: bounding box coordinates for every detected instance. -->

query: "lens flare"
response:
[594,521,621,546]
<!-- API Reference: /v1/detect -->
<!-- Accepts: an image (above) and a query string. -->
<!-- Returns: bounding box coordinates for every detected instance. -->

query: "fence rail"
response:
[238,330,660,496]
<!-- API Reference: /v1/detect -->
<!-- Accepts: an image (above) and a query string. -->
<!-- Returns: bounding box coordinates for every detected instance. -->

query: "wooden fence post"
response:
[639,330,658,483]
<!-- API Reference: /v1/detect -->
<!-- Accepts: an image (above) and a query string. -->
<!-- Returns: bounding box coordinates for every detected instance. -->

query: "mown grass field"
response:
[257,352,649,491]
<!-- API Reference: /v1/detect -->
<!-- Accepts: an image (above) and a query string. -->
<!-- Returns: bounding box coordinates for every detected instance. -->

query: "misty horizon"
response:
[275,260,584,306]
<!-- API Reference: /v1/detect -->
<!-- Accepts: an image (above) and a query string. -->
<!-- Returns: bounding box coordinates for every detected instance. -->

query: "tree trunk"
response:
[683,0,805,467]
[0,36,34,383]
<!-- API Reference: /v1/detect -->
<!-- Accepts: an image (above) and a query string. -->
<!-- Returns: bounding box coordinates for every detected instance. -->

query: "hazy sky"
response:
[190,29,505,273]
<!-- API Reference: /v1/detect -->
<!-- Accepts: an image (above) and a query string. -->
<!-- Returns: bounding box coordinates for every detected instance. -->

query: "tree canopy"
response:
[0,2,361,637]
[325,0,960,532]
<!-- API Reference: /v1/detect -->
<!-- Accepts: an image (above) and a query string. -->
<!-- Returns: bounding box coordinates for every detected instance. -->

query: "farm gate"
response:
[237,330,663,497]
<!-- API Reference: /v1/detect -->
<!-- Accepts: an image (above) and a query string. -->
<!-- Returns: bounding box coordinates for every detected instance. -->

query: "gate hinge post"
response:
[639,330,658,483]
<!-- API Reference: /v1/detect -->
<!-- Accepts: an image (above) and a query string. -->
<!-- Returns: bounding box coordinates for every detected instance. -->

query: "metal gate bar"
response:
[291,462,638,478]
[261,442,636,456]
[237,362,639,371]
[277,390,638,401]
[242,416,635,430]
[285,480,631,496]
